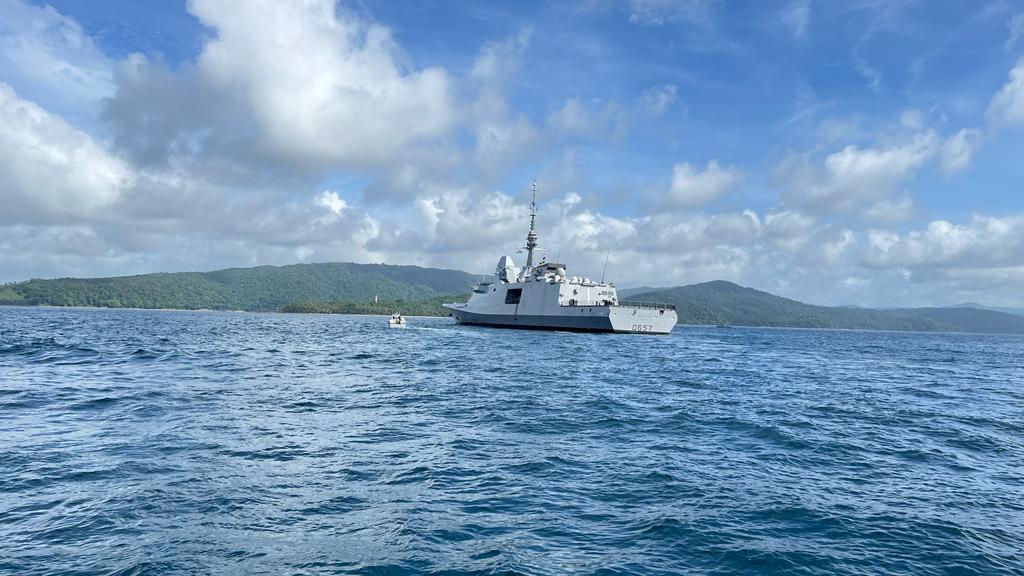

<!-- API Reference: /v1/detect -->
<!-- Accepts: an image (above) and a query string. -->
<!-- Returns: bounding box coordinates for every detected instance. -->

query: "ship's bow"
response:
[442,303,466,323]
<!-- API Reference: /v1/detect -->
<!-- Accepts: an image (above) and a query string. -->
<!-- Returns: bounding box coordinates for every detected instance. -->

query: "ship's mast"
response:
[525,180,539,271]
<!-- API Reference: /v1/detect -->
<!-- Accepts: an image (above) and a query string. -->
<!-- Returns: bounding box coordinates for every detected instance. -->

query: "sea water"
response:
[1,306,1022,575]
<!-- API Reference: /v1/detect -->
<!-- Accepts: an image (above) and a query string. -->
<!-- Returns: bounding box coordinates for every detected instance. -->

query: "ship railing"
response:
[559,301,676,310]
[618,300,676,311]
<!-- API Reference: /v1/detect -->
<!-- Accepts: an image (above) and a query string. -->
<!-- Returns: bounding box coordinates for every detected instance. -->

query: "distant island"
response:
[628,281,1024,335]
[0,263,477,312]
[3,262,1023,335]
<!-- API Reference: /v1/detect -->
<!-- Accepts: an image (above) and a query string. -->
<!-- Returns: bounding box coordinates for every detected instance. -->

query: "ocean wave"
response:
[1,308,1021,574]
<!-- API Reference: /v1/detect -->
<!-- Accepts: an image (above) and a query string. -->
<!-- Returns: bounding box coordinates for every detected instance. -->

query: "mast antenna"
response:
[601,251,610,284]
[524,179,539,272]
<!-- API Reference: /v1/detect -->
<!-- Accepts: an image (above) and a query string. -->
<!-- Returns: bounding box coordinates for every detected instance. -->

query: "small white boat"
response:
[388,313,407,328]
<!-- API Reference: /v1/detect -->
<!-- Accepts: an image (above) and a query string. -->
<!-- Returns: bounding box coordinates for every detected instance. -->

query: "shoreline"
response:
[5,303,1023,336]
[0,303,451,319]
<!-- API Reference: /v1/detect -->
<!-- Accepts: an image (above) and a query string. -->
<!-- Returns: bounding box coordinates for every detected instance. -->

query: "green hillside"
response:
[629,281,1024,334]
[282,294,467,317]
[1,263,477,312]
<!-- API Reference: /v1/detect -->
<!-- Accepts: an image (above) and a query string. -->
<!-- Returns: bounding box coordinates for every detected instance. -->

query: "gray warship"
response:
[443,183,678,334]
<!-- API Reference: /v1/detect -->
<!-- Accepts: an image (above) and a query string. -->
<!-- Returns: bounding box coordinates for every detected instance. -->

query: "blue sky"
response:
[2,0,1024,306]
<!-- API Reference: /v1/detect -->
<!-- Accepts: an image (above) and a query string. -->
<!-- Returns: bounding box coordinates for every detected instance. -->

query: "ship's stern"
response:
[608,304,677,334]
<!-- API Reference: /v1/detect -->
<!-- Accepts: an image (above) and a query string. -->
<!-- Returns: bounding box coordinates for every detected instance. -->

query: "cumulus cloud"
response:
[863,215,1024,269]
[362,183,836,290]
[987,58,1024,128]
[410,188,527,252]
[0,83,132,224]
[104,0,454,172]
[0,1,611,281]
[196,0,453,165]
[316,191,348,217]
[668,160,743,206]
[774,129,938,218]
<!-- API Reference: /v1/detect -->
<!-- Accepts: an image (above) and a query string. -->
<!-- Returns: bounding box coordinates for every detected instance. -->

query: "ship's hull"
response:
[443,304,676,334]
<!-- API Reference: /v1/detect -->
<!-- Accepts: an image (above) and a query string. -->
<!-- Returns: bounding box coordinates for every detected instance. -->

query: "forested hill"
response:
[0,263,477,312]
[629,281,1024,335]
[4,268,1023,334]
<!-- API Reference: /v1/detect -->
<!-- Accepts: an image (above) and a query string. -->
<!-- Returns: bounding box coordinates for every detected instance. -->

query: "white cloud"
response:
[637,84,679,115]
[863,215,1024,269]
[316,190,348,217]
[940,128,983,176]
[195,0,454,167]
[864,196,914,223]
[0,83,132,224]
[775,129,938,217]
[819,229,856,265]
[0,0,113,120]
[465,30,625,180]
[391,187,528,254]
[761,210,817,252]
[668,160,743,206]
[103,0,455,172]
[781,0,811,39]
[546,98,591,137]
[469,27,533,87]
[471,115,541,176]
[853,56,882,93]
[987,58,1024,127]
[547,98,626,140]
[624,0,716,26]
[466,29,621,179]
[1008,13,1024,50]
[823,139,934,189]
[465,30,539,177]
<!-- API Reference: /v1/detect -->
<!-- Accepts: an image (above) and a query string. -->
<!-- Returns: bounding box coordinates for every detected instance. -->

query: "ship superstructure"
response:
[443,182,677,334]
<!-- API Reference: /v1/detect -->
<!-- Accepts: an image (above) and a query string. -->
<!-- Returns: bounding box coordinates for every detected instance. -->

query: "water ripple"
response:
[0,306,1022,574]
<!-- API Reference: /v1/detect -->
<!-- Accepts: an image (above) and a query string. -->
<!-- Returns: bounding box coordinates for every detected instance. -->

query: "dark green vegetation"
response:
[943,302,1024,317]
[897,307,1024,335]
[5,265,1023,333]
[629,281,1024,334]
[0,285,27,305]
[282,294,466,317]
[1,263,476,312]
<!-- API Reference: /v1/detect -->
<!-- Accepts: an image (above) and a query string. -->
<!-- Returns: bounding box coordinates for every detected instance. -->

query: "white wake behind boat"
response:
[388,313,407,328]
[443,181,677,334]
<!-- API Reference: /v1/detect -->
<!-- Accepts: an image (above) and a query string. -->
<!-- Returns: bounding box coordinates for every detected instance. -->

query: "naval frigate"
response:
[443,183,678,334]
